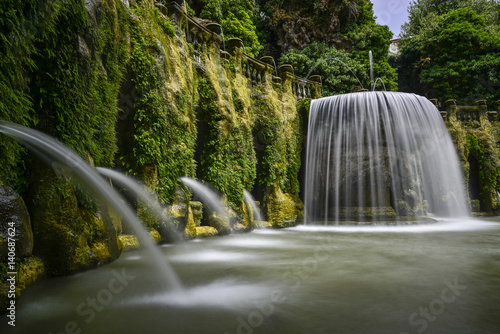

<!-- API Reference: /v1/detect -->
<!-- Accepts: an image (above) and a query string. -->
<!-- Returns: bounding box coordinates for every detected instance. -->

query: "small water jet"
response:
[179,177,231,233]
[96,167,182,241]
[0,121,183,291]
[304,92,469,224]
[372,77,386,91]
[243,189,264,223]
[369,50,374,90]
[305,57,364,89]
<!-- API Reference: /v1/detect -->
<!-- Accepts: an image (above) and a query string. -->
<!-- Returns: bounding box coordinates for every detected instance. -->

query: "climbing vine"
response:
[465,132,500,211]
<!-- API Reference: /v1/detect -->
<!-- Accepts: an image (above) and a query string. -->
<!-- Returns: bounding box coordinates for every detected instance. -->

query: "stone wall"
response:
[436,99,500,214]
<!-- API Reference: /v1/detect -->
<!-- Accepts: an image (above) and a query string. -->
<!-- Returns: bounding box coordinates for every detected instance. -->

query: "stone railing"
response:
[159,1,321,99]
[439,99,498,124]
[277,64,322,99]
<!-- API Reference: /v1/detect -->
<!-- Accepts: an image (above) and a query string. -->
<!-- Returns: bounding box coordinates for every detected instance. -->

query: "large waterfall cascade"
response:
[304,91,469,224]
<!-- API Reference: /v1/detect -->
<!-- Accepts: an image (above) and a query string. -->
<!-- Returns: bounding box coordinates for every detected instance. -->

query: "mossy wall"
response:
[0,0,313,299]
[444,103,500,213]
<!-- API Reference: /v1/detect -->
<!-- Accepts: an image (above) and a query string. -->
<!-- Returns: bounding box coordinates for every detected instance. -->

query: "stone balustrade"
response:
[159,1,321,99]
[440,99,498,124]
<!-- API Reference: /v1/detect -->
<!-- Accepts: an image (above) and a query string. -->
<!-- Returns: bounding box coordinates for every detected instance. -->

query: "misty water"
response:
[2,218,500,334]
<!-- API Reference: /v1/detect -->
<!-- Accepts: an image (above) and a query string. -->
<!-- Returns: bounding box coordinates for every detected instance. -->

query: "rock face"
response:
[0,182,33,260]
[265,184,304,228]
[28,168,120,276]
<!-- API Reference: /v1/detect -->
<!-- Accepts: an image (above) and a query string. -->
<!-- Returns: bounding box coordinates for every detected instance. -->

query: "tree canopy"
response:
[280,42,369,97]
[193,0,262,57]
[400,0,500,38]
[397,6,500,103]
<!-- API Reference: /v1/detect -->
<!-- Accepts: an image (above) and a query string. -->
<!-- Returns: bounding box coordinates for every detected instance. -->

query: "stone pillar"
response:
[476,99,488,123]
[445,99,457,121]
[278,64,294,95]
[309,75,322,99]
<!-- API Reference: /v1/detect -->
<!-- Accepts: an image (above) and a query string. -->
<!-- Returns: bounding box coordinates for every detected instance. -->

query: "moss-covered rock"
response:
[29,168,120,276]
[265,183,304,228]
[208,213,232,235]
[0,182,33,261]
[184,205,197,239]
[190,201,203,226]
[0,256,45,312]
[118,229,161,252]
[195,226,219,238]
[118,234,140,252]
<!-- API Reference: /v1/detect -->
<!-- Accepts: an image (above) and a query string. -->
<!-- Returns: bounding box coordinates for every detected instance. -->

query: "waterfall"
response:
[304,91,469,224]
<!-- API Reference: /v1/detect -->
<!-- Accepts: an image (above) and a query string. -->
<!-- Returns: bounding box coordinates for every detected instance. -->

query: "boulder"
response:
[29,168,120,276]
[265,184,303,228]
[0,181,33,261]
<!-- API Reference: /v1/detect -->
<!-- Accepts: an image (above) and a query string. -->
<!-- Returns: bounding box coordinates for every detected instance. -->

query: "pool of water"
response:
[2,218,500,334]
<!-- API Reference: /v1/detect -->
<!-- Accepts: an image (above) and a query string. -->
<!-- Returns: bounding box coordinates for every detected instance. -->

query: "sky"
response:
[371,0,413,38]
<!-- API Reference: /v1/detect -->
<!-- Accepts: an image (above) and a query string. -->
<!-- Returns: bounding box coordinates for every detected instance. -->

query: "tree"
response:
[253,0,379,56]
[398,8,500,103]
[194,0,262,57]
[280,42,369,97]
[400,0,500,38]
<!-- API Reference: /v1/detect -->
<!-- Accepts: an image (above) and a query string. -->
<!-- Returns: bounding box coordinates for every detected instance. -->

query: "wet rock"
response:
[0,182,33,261]
[191,201,203,226]
[195,226,218,238]
[265,184,303,228]
[29,168,120,276]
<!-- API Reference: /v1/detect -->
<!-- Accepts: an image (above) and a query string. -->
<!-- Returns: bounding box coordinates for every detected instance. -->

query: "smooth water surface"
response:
[2,219,500,334]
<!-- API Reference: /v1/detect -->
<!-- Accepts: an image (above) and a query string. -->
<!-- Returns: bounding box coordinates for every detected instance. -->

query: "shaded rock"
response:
[470,199,481,212]
[28,168,120,276]
[191,201,203,226]
[0,182,33,261]
[265,184,303,228]
[0,256,44,312]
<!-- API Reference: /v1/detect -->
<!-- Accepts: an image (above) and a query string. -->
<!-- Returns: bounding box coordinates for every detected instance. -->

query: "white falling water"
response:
[304,91,469,224]
[179,177,229,220]
[243,189,264,222]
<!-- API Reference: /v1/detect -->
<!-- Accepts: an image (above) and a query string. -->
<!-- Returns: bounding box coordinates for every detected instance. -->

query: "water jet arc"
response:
[0,121,183,291]
[179,177,230,223]
[96,167,182,241]
[305,57,364,89]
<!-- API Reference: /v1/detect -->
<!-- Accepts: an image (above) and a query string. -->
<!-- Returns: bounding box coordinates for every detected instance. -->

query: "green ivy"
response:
[122,5,197,203]
[197,74,256,206]
[465,133,500,211]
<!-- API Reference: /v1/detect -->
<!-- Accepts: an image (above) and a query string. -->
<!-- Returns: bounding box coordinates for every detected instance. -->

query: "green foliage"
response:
[280,42,369,96]
[28,0,127,168]
[0,0,129,194]
[254,0,392,60]
[398,8,500,103]
[400,0,500,38]
[252,95,301,196]
[0,1,43,190]
[197,0,262,57]
[465,133,500,211]
[123,6,197,203]
[348,14,398,91]
[197,75,256,206]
